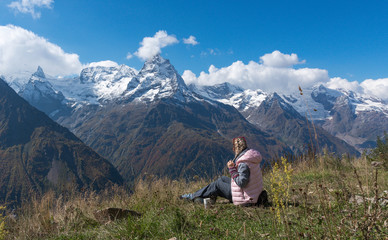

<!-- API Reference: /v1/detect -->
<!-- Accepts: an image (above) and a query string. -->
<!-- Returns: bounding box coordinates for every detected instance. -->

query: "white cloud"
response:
[0,25,83,77]
[182,51,328,94]
[8,0,54,19]
[360,78,388,101]
[326,77,388,101]
[182,70,197,84]
[260,50,305,68]
[134,30,178,60]
[126,52,133,60]
[326,77,362,92]
[183,35,199,45]
[87,60,119,68]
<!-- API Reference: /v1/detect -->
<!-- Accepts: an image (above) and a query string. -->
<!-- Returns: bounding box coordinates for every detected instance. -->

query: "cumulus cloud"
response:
[134,30,178,60]
[325,77,388,101]
[326,77,362,92]
[183,49,388,101]
[183,35,199,45]
[8,0,54,19]
[87,60,119,68]
[260,50,305,68]
[0,25,83,77]
[360,78,388,101]
[182,51,328,94]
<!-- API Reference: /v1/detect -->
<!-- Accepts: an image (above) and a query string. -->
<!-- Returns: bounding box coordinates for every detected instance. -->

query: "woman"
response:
[180,137,266,206]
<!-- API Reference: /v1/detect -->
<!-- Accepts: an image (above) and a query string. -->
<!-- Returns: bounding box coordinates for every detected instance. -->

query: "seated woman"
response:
[180,136,267,206]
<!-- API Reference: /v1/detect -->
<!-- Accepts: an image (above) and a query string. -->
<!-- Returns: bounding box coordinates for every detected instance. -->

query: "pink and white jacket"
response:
[231,149,263,205]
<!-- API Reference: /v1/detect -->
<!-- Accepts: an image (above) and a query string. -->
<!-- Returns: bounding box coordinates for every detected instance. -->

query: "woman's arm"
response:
[228,163,250,188]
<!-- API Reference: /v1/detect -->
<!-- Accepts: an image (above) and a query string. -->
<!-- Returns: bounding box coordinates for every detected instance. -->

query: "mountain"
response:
[308,85,388,149]
[120,54,194,103]
[75,63,138,103]
[193,82,387,151]
[245,93,359,155]
[191,84,359,155]
[18,66,70,119]
[0,78,123,206]
[54,55,290,181]
[7,55,384,180]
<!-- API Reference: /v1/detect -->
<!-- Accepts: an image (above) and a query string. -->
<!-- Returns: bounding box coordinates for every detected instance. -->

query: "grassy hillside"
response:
[1,153,387,239]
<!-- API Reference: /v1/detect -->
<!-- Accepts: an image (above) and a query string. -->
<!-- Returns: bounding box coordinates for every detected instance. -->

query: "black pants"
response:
[192,176,232,202]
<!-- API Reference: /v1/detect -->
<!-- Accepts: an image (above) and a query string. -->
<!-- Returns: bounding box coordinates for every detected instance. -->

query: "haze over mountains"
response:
[2,55,387,185]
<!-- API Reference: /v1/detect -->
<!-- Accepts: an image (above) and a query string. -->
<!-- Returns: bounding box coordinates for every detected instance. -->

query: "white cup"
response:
[204,198,211,209]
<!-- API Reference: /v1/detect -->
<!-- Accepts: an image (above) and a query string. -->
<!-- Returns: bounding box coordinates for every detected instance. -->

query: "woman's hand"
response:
[227,160,235,168]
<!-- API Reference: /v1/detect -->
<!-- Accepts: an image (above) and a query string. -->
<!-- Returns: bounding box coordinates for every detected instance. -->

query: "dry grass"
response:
[1,155,387,239]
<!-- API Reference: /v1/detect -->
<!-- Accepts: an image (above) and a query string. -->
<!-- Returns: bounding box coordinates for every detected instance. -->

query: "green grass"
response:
[2,155,388,239]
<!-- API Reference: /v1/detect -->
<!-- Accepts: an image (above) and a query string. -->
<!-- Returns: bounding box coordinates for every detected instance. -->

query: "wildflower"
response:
[0,205,7,240]
[270,157,293,222]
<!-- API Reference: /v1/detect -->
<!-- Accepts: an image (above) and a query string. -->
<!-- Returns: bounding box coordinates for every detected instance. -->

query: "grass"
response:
[1,154,388,239]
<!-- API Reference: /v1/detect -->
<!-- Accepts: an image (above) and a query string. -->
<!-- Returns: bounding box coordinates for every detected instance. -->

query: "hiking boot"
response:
[209,195,217,204]
[256,190,270,207]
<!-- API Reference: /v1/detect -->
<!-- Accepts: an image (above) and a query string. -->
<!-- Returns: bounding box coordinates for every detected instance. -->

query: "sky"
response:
[0,0,387,99]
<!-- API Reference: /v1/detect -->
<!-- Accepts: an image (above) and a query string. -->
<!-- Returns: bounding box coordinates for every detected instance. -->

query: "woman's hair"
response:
[232,136,247,153]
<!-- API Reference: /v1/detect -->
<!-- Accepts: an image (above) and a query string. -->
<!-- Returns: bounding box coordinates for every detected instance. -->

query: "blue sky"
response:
[0,0,387,97]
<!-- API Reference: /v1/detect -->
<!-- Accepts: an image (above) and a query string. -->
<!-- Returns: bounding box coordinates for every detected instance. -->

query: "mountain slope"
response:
[18,67,70,119]
[56,56,290,181]
[191,83,359,155]
[0,78,123,206]
[244,93,359,155]
[59,99,289,181]
[307,85,388,149]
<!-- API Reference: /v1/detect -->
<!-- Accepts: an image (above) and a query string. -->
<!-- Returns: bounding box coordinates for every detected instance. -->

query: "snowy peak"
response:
[140,54,179,79]
[189,82,244,100]
[18,67,66,117]
[137,54,187,89]
[311,84,343,111]
[32,66,46,79]
[50,63,139,104]
[123,54,193,103]
[21,66,61,99]
[309,84,388,116]
[80,64,137,84]
[190,83,268,111]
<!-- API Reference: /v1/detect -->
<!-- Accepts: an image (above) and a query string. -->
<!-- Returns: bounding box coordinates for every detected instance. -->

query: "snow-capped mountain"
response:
[46,55,290,181]
[191,82,387,150]
[121,54,195,103]
[310,84,388,116]
[190,84,359,154]
[18,66,68,118]
[188,82,244,100]
[4,54,386,152]
[51,64,137,104]
[189,82,269,112]
[19,55,195,107]
[282,84,388,121]
[307,85,388,148]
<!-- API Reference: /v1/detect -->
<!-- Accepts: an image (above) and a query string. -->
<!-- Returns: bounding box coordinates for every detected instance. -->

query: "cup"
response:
[204,198,212,209]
